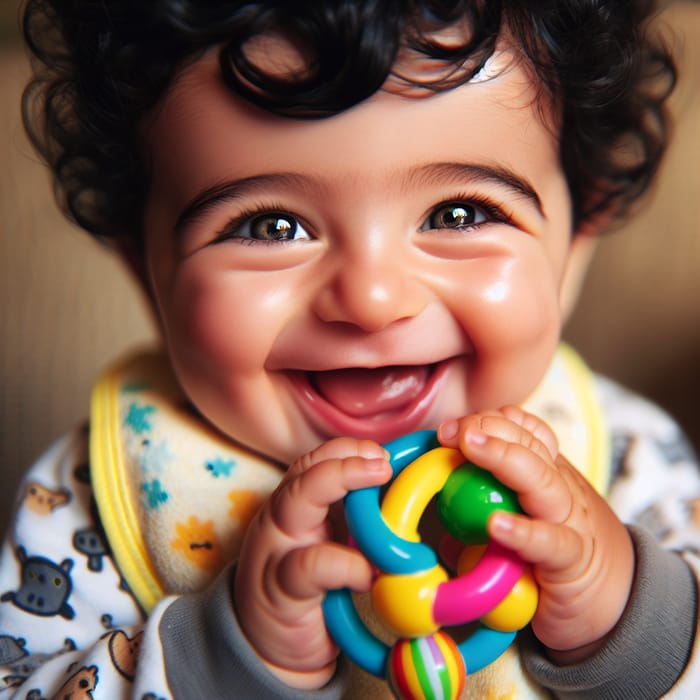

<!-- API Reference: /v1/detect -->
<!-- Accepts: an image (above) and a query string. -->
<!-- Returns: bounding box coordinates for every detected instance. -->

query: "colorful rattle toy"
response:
[322,430,538,700]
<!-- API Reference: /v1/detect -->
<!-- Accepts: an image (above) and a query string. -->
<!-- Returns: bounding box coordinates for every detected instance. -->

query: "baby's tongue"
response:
[313,366,429,417]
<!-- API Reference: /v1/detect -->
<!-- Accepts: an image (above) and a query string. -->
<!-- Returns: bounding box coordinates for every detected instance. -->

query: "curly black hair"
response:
[21,0,674,242]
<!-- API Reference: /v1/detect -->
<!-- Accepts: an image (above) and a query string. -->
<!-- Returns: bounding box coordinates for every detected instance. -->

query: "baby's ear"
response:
[558,207,615,321]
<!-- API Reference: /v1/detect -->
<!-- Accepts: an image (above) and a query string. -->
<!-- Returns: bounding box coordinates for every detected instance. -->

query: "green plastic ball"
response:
[436,463,520,544]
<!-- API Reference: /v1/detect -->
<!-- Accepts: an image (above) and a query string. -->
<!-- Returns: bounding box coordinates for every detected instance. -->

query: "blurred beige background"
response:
[1,2,699,540]
[0,11,158,538]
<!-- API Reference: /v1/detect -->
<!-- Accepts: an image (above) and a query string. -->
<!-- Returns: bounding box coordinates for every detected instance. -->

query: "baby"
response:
[3,1,699,698]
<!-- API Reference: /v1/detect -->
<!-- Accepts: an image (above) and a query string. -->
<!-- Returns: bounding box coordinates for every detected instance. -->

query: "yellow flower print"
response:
[171,516,223,573]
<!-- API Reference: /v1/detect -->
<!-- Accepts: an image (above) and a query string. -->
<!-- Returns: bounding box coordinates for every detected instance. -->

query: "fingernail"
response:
[359,442,387,459]
[490,512,513,533]
[439,419,458,440]
[366,458,389,473]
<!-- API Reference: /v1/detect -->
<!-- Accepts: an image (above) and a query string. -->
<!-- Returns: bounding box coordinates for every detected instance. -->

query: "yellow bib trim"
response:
[558,342,610,494]
[90,356,164,612]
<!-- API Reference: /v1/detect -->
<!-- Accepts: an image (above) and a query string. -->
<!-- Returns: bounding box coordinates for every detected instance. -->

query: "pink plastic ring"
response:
[433,540,525,625]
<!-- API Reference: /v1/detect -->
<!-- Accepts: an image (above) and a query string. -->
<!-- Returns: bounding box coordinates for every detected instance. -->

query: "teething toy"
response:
[322,430,538,699]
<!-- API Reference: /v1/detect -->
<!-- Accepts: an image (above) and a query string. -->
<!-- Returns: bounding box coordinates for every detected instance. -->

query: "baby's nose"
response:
[312,249,429,332]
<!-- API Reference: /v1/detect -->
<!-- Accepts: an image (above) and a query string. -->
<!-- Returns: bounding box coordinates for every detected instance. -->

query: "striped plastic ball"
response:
[387,631,466,700]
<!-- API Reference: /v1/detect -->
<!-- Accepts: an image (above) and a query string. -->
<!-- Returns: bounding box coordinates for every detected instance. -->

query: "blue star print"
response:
[141,479,169,510]
[206,457,236,478]
[125,403,157,434]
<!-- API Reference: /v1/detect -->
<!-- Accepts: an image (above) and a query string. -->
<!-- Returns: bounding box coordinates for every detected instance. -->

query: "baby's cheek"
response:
[166,262,262,373]
[455,270,562,409]
[464,267,561,353]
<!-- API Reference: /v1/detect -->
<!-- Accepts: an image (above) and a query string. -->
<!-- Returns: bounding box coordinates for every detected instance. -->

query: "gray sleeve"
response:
[159,565,347,700]
[521,526,697,699]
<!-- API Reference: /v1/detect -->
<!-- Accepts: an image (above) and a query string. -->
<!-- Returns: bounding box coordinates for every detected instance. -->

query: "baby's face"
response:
[142,45,576,464]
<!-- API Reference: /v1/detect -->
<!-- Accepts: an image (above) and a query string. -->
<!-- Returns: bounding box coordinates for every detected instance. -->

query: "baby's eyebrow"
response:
[407,162,545,218]
[174,173,302,236]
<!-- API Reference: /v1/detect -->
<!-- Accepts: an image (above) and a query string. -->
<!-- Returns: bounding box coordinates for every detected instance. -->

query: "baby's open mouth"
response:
[310,365,433,418]
[290,362,448,442]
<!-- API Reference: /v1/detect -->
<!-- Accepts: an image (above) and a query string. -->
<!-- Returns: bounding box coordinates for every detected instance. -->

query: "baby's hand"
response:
[234,438,392,689]
[438,407,634,663]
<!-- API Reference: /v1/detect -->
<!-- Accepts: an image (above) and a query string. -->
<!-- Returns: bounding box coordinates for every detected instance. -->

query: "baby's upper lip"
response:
[266,316,472,373]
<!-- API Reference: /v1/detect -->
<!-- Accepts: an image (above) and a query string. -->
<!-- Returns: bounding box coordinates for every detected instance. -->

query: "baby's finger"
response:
[287,437,387,479]
[488,511,584,577]
[455,429,572,523]
[277,542,375,600]
[439,411,556,467]
[498,405,559,461]
[271,455,391,538]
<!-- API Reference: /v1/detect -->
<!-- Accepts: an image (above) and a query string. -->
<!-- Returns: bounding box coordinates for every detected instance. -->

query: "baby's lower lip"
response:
[288,362,450,443]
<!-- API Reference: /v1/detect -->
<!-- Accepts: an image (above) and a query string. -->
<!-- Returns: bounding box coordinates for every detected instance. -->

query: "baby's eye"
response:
[422,202,488,231]
[224,212,311,242]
